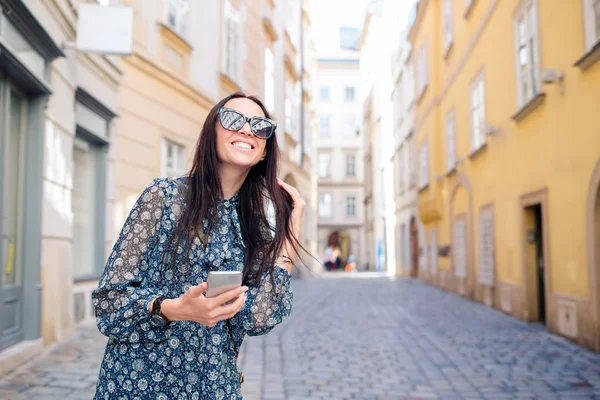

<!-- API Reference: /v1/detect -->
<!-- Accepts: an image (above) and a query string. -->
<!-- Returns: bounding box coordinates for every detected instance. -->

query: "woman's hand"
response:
[159,283,248,327]
[277,178,306,268]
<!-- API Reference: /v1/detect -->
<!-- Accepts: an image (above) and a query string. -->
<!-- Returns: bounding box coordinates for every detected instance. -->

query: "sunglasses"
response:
[218,107,277,139]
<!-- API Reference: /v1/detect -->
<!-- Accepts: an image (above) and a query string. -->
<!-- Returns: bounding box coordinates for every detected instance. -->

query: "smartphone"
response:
[206,271,243,298]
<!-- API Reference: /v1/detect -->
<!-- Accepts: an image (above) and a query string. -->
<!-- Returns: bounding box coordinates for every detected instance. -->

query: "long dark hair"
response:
[166,92,302,286]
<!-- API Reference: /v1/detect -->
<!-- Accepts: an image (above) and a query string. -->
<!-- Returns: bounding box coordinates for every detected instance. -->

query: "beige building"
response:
[0,0,121,375]
[315,44,366,270]
[0,0,316,376]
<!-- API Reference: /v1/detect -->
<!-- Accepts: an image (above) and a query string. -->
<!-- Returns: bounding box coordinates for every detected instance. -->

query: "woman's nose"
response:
[239,122,252,136]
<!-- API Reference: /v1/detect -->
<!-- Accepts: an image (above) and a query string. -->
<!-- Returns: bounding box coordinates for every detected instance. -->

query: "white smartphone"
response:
[206,271,243,298]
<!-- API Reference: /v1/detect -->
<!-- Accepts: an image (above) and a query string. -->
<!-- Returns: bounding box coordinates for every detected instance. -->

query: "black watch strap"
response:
[151,296,169,322]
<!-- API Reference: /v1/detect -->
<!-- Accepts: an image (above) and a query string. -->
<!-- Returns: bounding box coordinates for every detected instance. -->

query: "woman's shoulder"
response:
[140,177,189,204]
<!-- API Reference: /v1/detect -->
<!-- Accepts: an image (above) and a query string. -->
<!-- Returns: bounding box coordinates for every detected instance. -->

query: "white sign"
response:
[76,5,134,55]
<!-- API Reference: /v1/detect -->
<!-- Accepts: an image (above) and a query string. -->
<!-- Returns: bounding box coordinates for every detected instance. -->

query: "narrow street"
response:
[1,277,600,399]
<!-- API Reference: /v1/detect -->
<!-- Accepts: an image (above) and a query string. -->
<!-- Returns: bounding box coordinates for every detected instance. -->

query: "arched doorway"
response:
[324,230,350,271]
[410,217,419,278]
[587,158,600,350]
[449,174,474,299]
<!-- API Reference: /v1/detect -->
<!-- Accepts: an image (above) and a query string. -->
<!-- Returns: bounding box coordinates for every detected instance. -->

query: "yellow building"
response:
[409,0,600,351]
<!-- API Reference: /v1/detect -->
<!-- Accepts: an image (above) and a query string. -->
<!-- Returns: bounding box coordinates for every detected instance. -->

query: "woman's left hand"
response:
[277,178,306,252]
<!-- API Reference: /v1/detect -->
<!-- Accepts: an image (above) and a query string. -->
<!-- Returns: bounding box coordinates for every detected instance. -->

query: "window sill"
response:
[158,22,193,51]
[219,72,242,93]
[444,40,454,60]
[464,1,476,19]
[511,92,546,123]
[74,273,102,283]
[416,84,428,105]
[574,41,600,71]
[469,143,488,160]
[446,166,457,177]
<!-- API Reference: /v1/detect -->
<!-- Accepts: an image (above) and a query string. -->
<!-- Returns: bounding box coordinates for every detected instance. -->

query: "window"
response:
[397,147,405,192]
[164,0,188,36]
[72,90,114,279]
[418,140,429,189]
[344,86,355,101]
[162,139,185,178]
[285,82,293,134]
[416,39,429,99]
[318,153,331,178]
[514,1,539,108]
[470,75,486,151]
[73,137,99,278]
[222,0,240,80]
[346,196,356,217]
[318,193,332,217]
[583,0,600,50]
[319,116,330,137]
[343,115,356,137]
[405,64,415,108]
[320,85,329,101]
[443,0,453,53]
[407,136,416,187]
[264,48,275,112]
[346,154,356,177]
[446,110,456,171]
[430,229,438,274]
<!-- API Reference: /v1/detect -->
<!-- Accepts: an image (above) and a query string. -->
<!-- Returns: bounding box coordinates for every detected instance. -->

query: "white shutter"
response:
[453,217,467,278]
[430,229,438,274]
[477,209,495,286]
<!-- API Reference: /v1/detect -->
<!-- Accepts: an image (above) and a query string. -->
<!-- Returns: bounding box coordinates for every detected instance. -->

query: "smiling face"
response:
[215,97,268,171]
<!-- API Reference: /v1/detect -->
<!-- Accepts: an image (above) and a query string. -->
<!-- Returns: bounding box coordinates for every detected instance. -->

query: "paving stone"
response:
[2,279,600,399]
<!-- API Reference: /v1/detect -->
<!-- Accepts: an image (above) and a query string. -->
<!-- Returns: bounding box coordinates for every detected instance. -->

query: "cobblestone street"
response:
[1,276,600,399]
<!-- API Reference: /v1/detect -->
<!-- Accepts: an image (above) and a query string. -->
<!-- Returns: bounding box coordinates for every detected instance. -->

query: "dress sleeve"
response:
[92,178,173,344]
[231,266,294,337]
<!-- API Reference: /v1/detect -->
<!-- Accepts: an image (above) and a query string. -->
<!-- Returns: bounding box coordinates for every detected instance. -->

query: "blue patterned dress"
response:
[92,178,293,400]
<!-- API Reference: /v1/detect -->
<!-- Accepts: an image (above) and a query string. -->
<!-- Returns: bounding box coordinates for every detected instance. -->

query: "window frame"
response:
[416,38,429,100]
[345,195,356,217]
[318,115,330,137]
[345,153,356,178]
[344,86,355,101]
[469,72,486,152]
[443,0,454,54]
[164,0,189,37]
[162,138,186,179]
[318,152,331,178]
[418,139,429,190]
[513,0,541,109]
[319,85,330,101]
[318,193,332,218]
[222,0,240,81]
[582,0,600,51]
[446,109,456,172]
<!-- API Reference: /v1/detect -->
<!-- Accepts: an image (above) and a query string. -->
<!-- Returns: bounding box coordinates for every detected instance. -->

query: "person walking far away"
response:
[92,93,307,399]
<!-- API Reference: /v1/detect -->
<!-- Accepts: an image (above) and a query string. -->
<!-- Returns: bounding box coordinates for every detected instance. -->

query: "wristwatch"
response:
[149,296,170,328]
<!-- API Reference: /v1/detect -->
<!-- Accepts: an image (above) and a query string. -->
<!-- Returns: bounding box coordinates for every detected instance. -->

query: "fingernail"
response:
[242,286,249,291]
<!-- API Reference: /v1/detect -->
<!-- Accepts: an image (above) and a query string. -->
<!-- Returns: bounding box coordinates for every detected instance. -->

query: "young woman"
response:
[92,93,305,399]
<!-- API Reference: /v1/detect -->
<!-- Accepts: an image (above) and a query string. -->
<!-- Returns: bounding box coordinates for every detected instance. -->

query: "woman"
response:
[92,93,305,399]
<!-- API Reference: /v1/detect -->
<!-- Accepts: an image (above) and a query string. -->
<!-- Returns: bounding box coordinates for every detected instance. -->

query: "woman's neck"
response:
[218,163,250,200]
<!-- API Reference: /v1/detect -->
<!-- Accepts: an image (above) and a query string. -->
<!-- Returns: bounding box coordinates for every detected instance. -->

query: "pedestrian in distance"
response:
[92,93,307,399]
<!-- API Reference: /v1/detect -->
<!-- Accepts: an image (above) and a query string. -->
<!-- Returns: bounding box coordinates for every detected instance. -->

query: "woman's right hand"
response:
[161,283,248,327]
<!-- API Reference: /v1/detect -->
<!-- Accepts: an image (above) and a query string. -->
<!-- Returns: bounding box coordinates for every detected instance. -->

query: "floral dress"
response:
[92,178,293,400]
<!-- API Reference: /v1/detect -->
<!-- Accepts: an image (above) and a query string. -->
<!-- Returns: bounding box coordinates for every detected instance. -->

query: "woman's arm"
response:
[231,266,293,336]
[92,178,174,344]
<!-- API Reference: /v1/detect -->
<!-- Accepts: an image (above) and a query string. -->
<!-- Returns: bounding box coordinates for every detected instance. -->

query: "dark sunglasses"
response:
[218,107,276,139]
